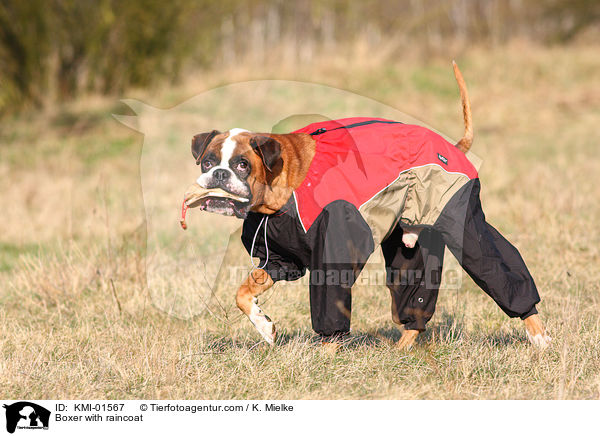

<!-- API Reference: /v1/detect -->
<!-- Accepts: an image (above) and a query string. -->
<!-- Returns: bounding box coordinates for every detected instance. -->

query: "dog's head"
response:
[191,128,282,218]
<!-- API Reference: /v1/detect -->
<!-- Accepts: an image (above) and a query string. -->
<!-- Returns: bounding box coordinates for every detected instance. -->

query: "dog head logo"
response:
[3,402,50,434]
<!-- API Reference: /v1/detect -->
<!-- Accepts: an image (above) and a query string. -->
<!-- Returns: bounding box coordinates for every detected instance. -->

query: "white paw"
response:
[249,298,276,344]
[526,331,552,349]
[402,231,420,248]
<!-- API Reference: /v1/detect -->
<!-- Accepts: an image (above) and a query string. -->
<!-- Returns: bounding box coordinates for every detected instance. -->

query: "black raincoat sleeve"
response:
[241,212,307,283]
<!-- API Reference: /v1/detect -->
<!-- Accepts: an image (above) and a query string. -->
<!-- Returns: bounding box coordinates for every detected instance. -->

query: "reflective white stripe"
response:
[292,191,308,233]
[250,215,269,271]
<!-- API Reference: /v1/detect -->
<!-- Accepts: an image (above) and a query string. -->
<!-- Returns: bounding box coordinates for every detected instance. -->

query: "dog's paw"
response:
[526,331,552,349]
[523,314,551,350]
[396,329,420,350]
[320,341,341,354]
[402,231,419,248]
[249,298,276,345]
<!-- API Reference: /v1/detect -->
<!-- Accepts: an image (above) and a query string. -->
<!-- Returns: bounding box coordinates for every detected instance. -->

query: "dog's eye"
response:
[202,160,214,171]
[236,161,249,172]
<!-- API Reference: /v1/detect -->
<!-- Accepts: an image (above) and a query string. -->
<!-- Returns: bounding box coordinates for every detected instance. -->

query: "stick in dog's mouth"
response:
[180,183,250,229]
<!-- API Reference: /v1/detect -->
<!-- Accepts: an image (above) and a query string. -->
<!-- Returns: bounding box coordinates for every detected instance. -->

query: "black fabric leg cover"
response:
[381,226,444,331]
[307,201,375,336]
[434,179,540,319]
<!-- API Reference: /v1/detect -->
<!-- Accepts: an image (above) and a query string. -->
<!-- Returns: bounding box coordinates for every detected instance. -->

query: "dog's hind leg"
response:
[382,226,444,350]
[236,269,277,344]
[434,180,550,349]
[397,329,420,350]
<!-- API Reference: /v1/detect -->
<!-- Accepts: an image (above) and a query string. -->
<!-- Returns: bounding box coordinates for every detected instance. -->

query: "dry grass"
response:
[1,43,600,399]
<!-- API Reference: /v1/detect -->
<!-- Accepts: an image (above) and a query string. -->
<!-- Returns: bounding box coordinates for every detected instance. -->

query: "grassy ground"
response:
[1,43,599,399]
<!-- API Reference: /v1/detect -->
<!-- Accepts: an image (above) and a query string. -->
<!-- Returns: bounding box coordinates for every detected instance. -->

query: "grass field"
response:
[1,43,599,399]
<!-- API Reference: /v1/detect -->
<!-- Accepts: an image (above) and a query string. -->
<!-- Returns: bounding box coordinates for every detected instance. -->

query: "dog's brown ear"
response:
[250,135,281,172]
[192,130,220,164]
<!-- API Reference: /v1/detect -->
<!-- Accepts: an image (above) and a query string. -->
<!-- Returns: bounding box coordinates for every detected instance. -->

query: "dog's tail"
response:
[452,60,473,153]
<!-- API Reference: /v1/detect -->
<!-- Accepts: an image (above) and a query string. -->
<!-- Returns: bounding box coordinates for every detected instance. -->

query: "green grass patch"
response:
[77,136,138,166]
[410,65,458,98]
[0,241,47,272]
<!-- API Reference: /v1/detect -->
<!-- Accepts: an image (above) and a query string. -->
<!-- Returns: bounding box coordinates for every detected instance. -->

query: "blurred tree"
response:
[0,0,49,109]
[543,0,600,41]
[0,0,598,116]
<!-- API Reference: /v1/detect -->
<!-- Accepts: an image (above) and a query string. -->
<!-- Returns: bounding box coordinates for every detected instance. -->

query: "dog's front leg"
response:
[236,269,277,344]
[523,314,551,349]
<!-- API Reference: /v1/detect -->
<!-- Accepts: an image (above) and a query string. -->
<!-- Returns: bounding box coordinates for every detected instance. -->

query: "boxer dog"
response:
[182,62,550,350]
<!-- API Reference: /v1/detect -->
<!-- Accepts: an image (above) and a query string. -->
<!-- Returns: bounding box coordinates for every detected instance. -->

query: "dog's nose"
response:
[213,169,230,181]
